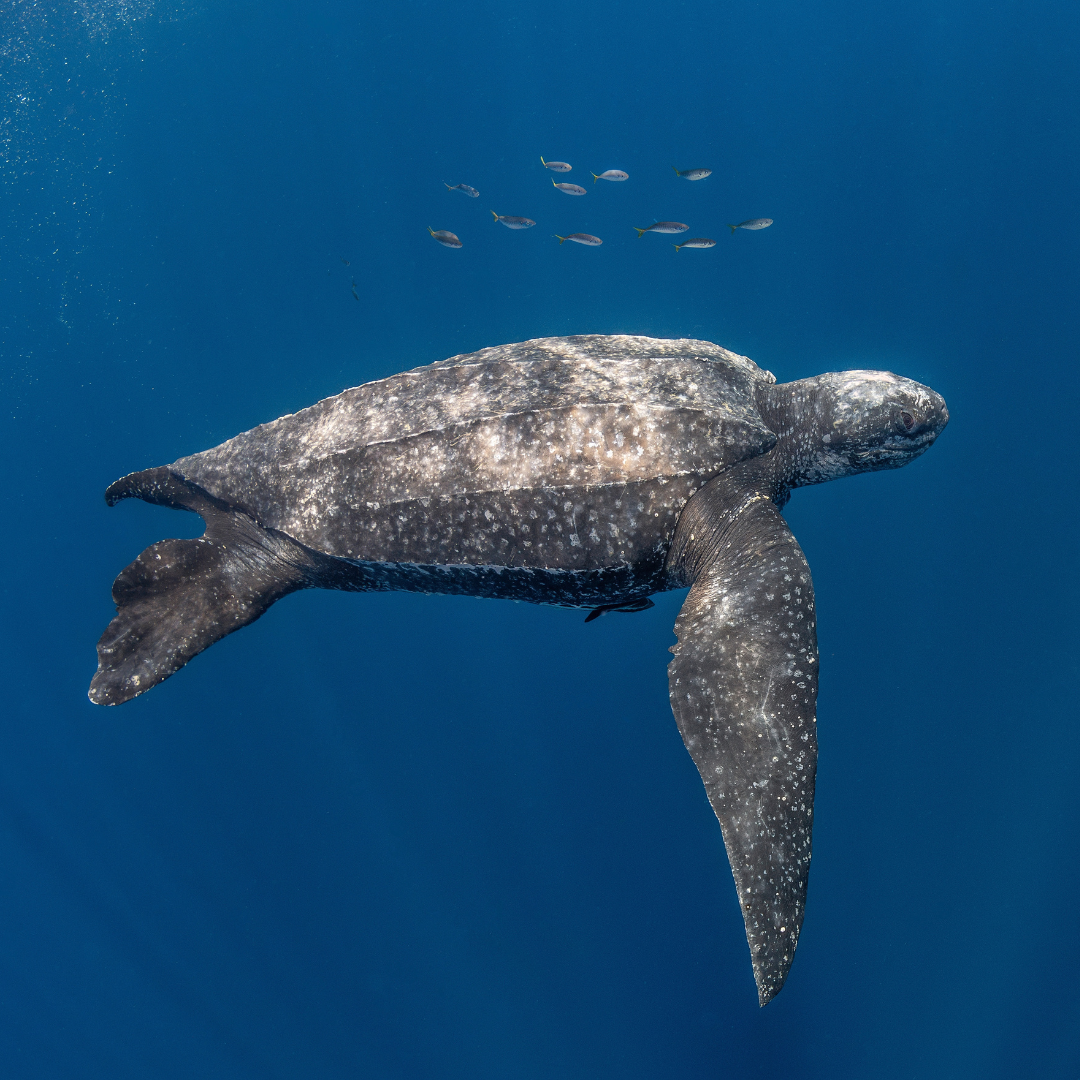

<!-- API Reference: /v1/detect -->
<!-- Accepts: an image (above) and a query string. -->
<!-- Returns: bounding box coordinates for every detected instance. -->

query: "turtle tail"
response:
[88,468,317,706]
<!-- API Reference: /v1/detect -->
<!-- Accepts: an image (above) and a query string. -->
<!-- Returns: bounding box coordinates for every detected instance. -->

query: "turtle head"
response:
[760,370,949,488]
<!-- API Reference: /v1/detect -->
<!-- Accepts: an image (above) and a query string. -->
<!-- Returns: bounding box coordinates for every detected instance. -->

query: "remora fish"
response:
[673,237,716,251]
[634,221,688,236]
[728,218,773,232]
[541,156,572,172]
[672,167,712,181]
[554,233,602,245]
[491,211,535,229]
[552,181,587,195]
[444,182,480,198]
[427,226,462,248]
[591,169,628,183]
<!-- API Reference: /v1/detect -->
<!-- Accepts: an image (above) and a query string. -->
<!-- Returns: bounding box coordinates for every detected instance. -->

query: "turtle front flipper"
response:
[665,470,818,1005]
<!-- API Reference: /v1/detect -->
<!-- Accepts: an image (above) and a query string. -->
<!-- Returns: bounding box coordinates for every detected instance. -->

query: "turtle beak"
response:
[903,387,949,447]
[876,388,949,459]
[922,390,949,442]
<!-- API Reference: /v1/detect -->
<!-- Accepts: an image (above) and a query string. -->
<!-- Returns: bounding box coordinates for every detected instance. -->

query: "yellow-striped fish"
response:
[672,167,712,181]
[727,218,773,232]
[491,211,535,229]
[634,221,688,236]
[427,227,462,248]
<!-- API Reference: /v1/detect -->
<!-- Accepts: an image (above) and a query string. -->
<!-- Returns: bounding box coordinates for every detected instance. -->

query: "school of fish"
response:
[424,157,771,252]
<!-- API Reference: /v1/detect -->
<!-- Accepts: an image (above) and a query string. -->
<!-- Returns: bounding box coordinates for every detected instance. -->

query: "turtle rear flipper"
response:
[89,469,318,706]
[665,468,818,1005]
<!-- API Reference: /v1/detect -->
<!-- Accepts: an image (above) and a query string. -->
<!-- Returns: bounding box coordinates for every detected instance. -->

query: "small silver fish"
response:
[541,157,572,172]
[591,169,628,183]
[554,233,602,246]
[491,211,535,229]
[673,237,716,251]
[727,218,773,232]
[672,167,712,181]
[552,181,587,196]
[427,226,462,248]
[634,221,688,236]
[444,182,480,198]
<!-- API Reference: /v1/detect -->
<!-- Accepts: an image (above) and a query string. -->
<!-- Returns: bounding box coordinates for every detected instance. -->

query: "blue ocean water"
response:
[2,0,1078,1075]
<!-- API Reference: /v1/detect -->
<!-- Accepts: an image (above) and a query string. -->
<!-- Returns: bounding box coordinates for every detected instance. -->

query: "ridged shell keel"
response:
[171,336,777,567]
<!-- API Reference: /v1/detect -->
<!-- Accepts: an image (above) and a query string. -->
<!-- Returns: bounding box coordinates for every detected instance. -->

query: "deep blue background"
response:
[2,0,1078,1076]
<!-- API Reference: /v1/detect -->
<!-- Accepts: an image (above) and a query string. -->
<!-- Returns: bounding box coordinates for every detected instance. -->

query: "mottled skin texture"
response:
[89,334,949,1005]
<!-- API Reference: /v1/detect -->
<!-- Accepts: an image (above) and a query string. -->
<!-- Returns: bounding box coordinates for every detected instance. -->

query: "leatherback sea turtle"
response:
[89,335,948,1004]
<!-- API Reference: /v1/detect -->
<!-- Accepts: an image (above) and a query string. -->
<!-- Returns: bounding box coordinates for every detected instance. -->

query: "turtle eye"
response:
[900,410,915,431]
